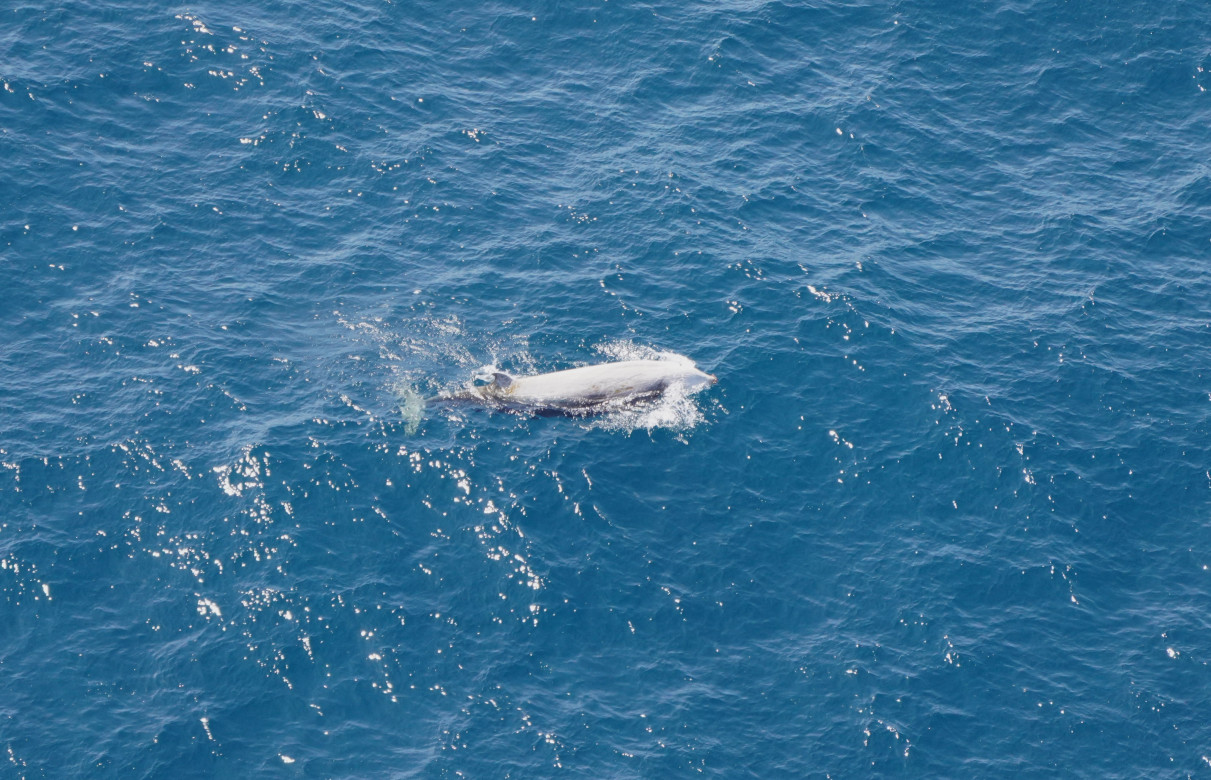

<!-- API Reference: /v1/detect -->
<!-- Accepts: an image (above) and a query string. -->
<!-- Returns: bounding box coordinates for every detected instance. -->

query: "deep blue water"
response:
[3,0,1211,776]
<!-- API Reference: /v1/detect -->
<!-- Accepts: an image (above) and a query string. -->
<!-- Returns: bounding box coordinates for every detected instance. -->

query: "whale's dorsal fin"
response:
[492,371,515,388]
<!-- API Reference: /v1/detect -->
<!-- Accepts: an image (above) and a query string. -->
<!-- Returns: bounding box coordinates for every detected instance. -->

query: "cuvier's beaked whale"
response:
[428,358,717,415]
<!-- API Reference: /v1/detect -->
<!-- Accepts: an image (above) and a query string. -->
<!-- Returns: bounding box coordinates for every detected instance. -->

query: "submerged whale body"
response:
[429,358,717,415]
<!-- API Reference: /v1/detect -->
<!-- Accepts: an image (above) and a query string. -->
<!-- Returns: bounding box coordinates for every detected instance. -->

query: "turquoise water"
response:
[3,0,1211,775]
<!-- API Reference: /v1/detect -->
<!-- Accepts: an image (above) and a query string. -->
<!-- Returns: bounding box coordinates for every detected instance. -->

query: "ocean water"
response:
[3,0,1211,775]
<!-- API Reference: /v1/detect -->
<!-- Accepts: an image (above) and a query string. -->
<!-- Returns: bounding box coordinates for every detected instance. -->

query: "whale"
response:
[428,358,717,416]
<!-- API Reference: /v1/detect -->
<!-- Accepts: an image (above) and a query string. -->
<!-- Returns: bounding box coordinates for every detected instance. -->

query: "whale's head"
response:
[671,361,717,392]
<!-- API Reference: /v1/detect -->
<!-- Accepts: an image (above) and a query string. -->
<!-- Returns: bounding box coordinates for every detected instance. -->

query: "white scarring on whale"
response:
[428,358,717,415]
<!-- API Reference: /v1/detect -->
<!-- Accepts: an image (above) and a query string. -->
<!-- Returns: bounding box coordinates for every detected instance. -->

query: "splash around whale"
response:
[428,357,717,416]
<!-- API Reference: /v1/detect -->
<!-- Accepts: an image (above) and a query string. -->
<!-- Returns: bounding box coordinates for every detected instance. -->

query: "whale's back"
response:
[507,361,672,405]
[431,358,715,415]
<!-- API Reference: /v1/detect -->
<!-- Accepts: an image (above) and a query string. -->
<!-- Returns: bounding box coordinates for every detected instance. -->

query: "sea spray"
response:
[398,386,425,435]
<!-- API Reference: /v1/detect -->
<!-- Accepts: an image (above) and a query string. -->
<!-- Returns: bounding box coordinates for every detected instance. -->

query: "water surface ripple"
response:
[2,0,1210,775]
